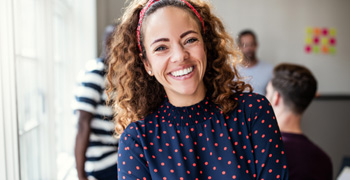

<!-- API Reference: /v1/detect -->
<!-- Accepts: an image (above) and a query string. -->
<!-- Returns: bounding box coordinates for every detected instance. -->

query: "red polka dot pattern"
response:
[118,93,288,179]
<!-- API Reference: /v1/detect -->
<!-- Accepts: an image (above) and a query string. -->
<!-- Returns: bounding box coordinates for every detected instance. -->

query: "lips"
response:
[170,66,194,77]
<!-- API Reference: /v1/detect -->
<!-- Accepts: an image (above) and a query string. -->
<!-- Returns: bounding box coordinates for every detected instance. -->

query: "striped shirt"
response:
[73,58,118,175]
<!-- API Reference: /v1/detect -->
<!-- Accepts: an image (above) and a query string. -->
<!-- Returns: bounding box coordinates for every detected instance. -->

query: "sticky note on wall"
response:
[305,27,336,55]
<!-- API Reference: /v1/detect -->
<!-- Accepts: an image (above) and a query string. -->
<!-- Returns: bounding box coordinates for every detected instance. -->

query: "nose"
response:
[170,43,189,63]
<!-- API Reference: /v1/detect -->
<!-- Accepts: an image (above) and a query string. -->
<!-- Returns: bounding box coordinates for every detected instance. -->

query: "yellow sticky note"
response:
[306,27,313,35]
[321,37,328,45]
[330,28,336,36]
[305,36,312,44]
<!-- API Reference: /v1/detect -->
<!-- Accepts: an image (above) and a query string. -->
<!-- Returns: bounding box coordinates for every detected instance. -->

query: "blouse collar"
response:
[160,93,218,126]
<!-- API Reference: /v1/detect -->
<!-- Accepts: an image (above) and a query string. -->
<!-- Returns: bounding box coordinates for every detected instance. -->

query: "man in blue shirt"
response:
[237,30,273,95]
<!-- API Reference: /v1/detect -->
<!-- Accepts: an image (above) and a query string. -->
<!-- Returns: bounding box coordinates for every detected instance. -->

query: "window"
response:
[0,0,97,179]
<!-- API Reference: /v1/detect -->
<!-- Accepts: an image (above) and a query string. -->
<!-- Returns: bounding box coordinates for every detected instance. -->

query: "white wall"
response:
[96,0,125,56]
[211,0,350,95]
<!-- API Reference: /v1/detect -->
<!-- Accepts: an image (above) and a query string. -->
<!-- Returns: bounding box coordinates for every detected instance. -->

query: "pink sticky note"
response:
[313,37,320,44]
[330,38,336,46]
[322,28,328,36]
[305,45,312,53]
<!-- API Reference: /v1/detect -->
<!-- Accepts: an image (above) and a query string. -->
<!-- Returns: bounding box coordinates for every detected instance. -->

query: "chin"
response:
[177,88,198,96]
[172,84,200,96]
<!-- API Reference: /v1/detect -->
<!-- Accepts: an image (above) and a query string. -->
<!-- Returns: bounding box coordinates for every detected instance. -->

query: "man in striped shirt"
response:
[73,25,118,180]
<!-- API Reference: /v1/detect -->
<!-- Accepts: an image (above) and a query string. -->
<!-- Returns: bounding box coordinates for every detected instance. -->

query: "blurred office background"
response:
[0,0,349,179]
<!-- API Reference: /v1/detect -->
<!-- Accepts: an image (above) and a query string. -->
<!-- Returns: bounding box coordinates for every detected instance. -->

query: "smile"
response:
[170,66,194,77]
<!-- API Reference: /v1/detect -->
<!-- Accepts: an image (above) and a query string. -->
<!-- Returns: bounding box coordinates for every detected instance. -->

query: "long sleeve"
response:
[118,124,152,180]
[248,95,289,179]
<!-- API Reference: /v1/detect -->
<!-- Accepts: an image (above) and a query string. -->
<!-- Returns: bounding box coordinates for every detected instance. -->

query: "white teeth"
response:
[171,67,193,77]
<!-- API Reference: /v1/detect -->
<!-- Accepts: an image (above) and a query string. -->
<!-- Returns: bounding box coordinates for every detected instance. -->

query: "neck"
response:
[167,83,206,107]
[275,108,303,134]
[242,58,258,68]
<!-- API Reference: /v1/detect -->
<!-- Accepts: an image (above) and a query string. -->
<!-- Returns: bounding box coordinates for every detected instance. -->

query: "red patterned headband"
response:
[137,0,205,53]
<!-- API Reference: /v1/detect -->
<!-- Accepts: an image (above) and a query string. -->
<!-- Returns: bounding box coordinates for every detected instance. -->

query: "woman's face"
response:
[142,6,207,106]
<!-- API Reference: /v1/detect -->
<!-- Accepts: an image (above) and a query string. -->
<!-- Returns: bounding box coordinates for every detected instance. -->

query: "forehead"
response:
[240,34,255,42]
[141,6,200,36]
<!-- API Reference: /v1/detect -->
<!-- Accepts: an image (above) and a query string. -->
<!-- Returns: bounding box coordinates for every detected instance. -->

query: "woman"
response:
[107,0,289,179]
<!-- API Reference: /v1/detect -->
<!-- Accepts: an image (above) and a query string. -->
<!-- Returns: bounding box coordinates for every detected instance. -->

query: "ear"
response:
[140,53,152,74]
[272,91,281,106]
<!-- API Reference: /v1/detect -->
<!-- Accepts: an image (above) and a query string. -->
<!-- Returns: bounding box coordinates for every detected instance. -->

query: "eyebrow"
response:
[150,30,198,46]
[180,30,198,38]
[151,38,169,46]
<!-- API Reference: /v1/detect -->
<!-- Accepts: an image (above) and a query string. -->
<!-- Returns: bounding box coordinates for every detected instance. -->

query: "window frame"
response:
[0,0,21,179]
[0,0,97,179]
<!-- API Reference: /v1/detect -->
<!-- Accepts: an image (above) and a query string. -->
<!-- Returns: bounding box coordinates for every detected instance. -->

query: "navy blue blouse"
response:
[118,93,289,180]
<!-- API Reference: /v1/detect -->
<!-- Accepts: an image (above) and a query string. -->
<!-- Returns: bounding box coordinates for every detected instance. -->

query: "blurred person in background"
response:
[237,30,273,95]
[266,63,332,180]
[73,24,118,180]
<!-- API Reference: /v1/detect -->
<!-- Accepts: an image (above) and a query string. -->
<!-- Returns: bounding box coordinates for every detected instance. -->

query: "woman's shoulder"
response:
[234,92,269,103]
[122,111,157,134]
[233,92,271,111]
[119,111,160,147]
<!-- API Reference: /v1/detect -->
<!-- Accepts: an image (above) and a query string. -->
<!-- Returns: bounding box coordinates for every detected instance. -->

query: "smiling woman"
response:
[107,0,289,179]
[141,6,207,106]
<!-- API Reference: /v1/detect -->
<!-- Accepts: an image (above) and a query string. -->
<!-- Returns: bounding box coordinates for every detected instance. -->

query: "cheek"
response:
[148,57,167,74]
[201,50,207,68]
[197,47,206,67]
[242,48,249,53]
[202,57,207,72]
[266,92,271,101]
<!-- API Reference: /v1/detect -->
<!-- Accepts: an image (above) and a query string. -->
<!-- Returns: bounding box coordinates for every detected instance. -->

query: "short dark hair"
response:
[271,63,317,114]
[238,29,257,45]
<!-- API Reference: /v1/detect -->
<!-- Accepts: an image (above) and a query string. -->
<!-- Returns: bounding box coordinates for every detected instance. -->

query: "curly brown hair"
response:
[271,63,317,114]
[107,0,251,135]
